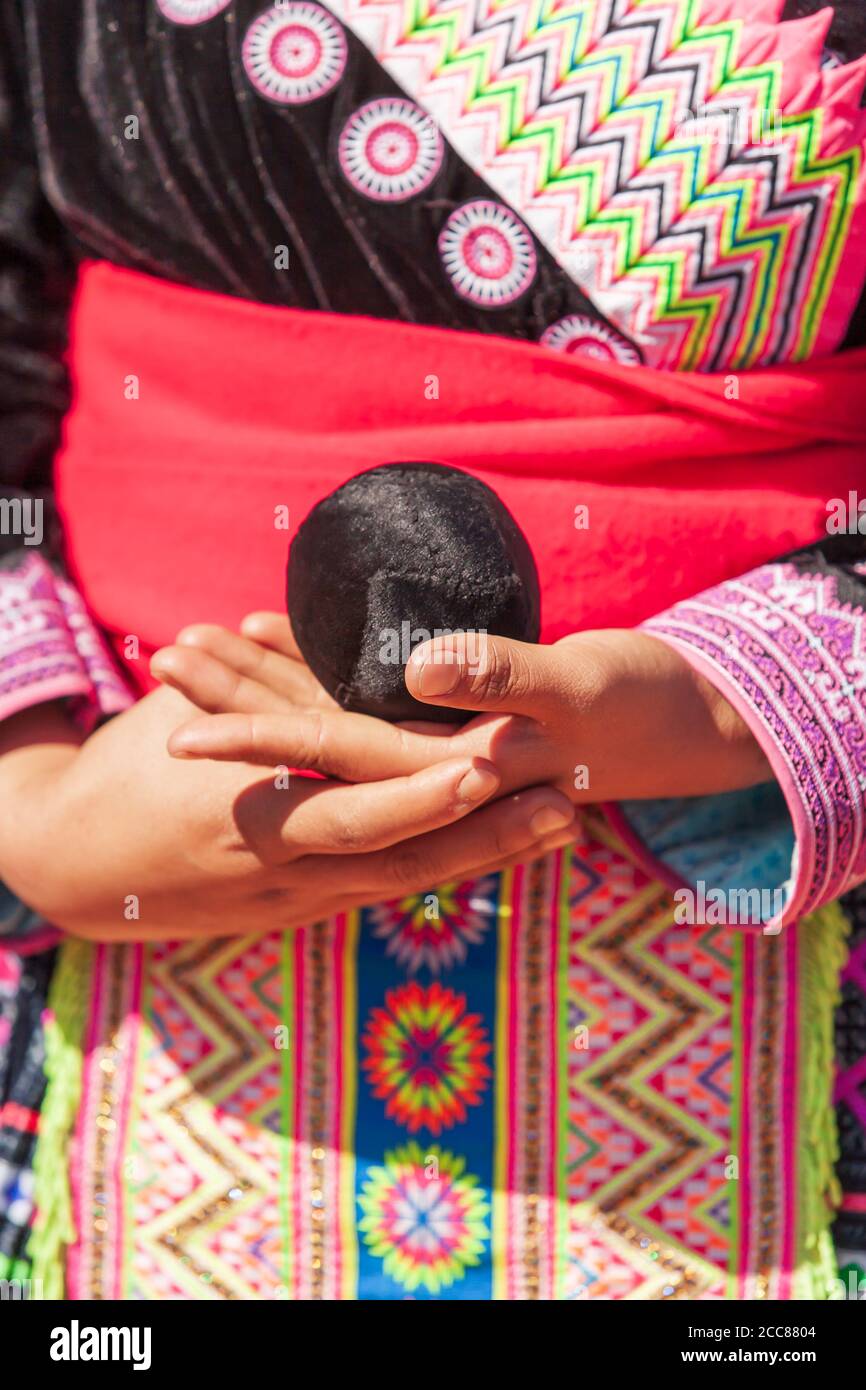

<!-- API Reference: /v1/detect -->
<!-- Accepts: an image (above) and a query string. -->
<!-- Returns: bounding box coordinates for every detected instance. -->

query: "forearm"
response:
[0,700,81,793]
[0,702,80,894]
[575,629,773,799]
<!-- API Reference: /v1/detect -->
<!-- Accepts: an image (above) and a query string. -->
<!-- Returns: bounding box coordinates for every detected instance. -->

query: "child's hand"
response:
[406,628,771,800]
[153,614,771,802]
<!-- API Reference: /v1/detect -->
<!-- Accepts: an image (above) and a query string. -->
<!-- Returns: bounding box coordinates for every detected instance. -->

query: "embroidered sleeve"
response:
[0,552,132,730]
[615,534,866,932]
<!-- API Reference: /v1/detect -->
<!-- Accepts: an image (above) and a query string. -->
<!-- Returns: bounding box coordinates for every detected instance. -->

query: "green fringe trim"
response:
[0,1249,35,1291]
[793,902,850,1301]
[29,938,93,1300]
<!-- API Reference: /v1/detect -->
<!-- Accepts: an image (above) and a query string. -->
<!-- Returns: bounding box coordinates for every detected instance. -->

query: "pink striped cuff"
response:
[642,560,866,929]
[0,552,133,731]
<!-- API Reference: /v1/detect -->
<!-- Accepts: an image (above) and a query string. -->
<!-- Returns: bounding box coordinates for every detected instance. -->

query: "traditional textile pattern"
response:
[320,0,866,369]
[493,853,568,1298]
[358,1141,489,1292]
[361,981,492,1133]
[0,553,132,729]
[242,3,349,105]
[559,844,732,1298]
[156,0,232,22]
[34,815,846,1300]
[368,875,498,973]
[60,923,359,1300]
[0,945,54,1291]
[0,882,54,952]
[834,881,866,1288]
[338,98,446,200]
[643,558,866,930]
[540,313,642,362]
[438,200,539,306]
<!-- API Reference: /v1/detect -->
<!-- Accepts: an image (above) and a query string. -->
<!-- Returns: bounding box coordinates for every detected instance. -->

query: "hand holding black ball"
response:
[287,462,541,724]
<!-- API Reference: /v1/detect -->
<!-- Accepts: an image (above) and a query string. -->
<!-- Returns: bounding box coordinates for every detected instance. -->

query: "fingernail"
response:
[458,765,500,803]
[416,654,461,697]
[167,734,193,757]
[530,805,573,837]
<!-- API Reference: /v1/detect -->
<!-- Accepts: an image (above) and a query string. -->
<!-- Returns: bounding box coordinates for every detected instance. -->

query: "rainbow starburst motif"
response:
[358,1143,489,1293]
[369,877,497,974]
[362,982,491,1134]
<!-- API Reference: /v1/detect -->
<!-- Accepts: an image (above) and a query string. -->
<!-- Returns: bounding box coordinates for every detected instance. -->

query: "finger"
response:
[168,708,465,781]
[269,757,503,856]
[150,644,295,716]
[399,818,580,885]
[174,624,332,707]
[466,822,580,875]
[329,822,580,916]
[397,719,462,736]
[404,632,563,718]
[310,785,576,893]
[240,612,303,660]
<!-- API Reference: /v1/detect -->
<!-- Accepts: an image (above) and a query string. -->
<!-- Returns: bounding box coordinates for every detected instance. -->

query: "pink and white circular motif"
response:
[156,0,232,23]
[439,202,536,308]
[339,100,444,202]
[242,4,347,105]
[540,315,640,365]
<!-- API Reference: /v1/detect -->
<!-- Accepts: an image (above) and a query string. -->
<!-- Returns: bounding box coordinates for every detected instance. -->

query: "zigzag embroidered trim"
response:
[325,0,866,369]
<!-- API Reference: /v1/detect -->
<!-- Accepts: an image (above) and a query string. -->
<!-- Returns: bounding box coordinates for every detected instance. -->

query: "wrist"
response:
[0,703,80,791]
[625,630,772,793]
[557,629,772,798]
[0,704,81,892]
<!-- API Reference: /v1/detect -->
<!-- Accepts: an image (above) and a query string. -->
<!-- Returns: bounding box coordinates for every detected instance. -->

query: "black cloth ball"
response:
[287,462,541,723]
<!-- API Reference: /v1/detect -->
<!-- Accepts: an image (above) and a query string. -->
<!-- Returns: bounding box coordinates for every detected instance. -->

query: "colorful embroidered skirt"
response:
[30,814,846,1300]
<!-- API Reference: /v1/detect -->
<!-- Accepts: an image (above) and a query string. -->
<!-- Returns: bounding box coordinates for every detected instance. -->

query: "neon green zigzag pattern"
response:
[332,0,864,368]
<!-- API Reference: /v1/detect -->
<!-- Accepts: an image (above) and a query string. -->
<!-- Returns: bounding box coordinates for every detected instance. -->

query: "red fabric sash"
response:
[55,262,866,695]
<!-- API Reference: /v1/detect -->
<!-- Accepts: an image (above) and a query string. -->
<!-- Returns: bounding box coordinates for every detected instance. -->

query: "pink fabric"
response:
[53,262,866,689]
[643,559,866,930]
[0,552,132,730]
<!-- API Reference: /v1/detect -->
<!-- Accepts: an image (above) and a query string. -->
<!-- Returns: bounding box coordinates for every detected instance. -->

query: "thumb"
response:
[405,632,558,717]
